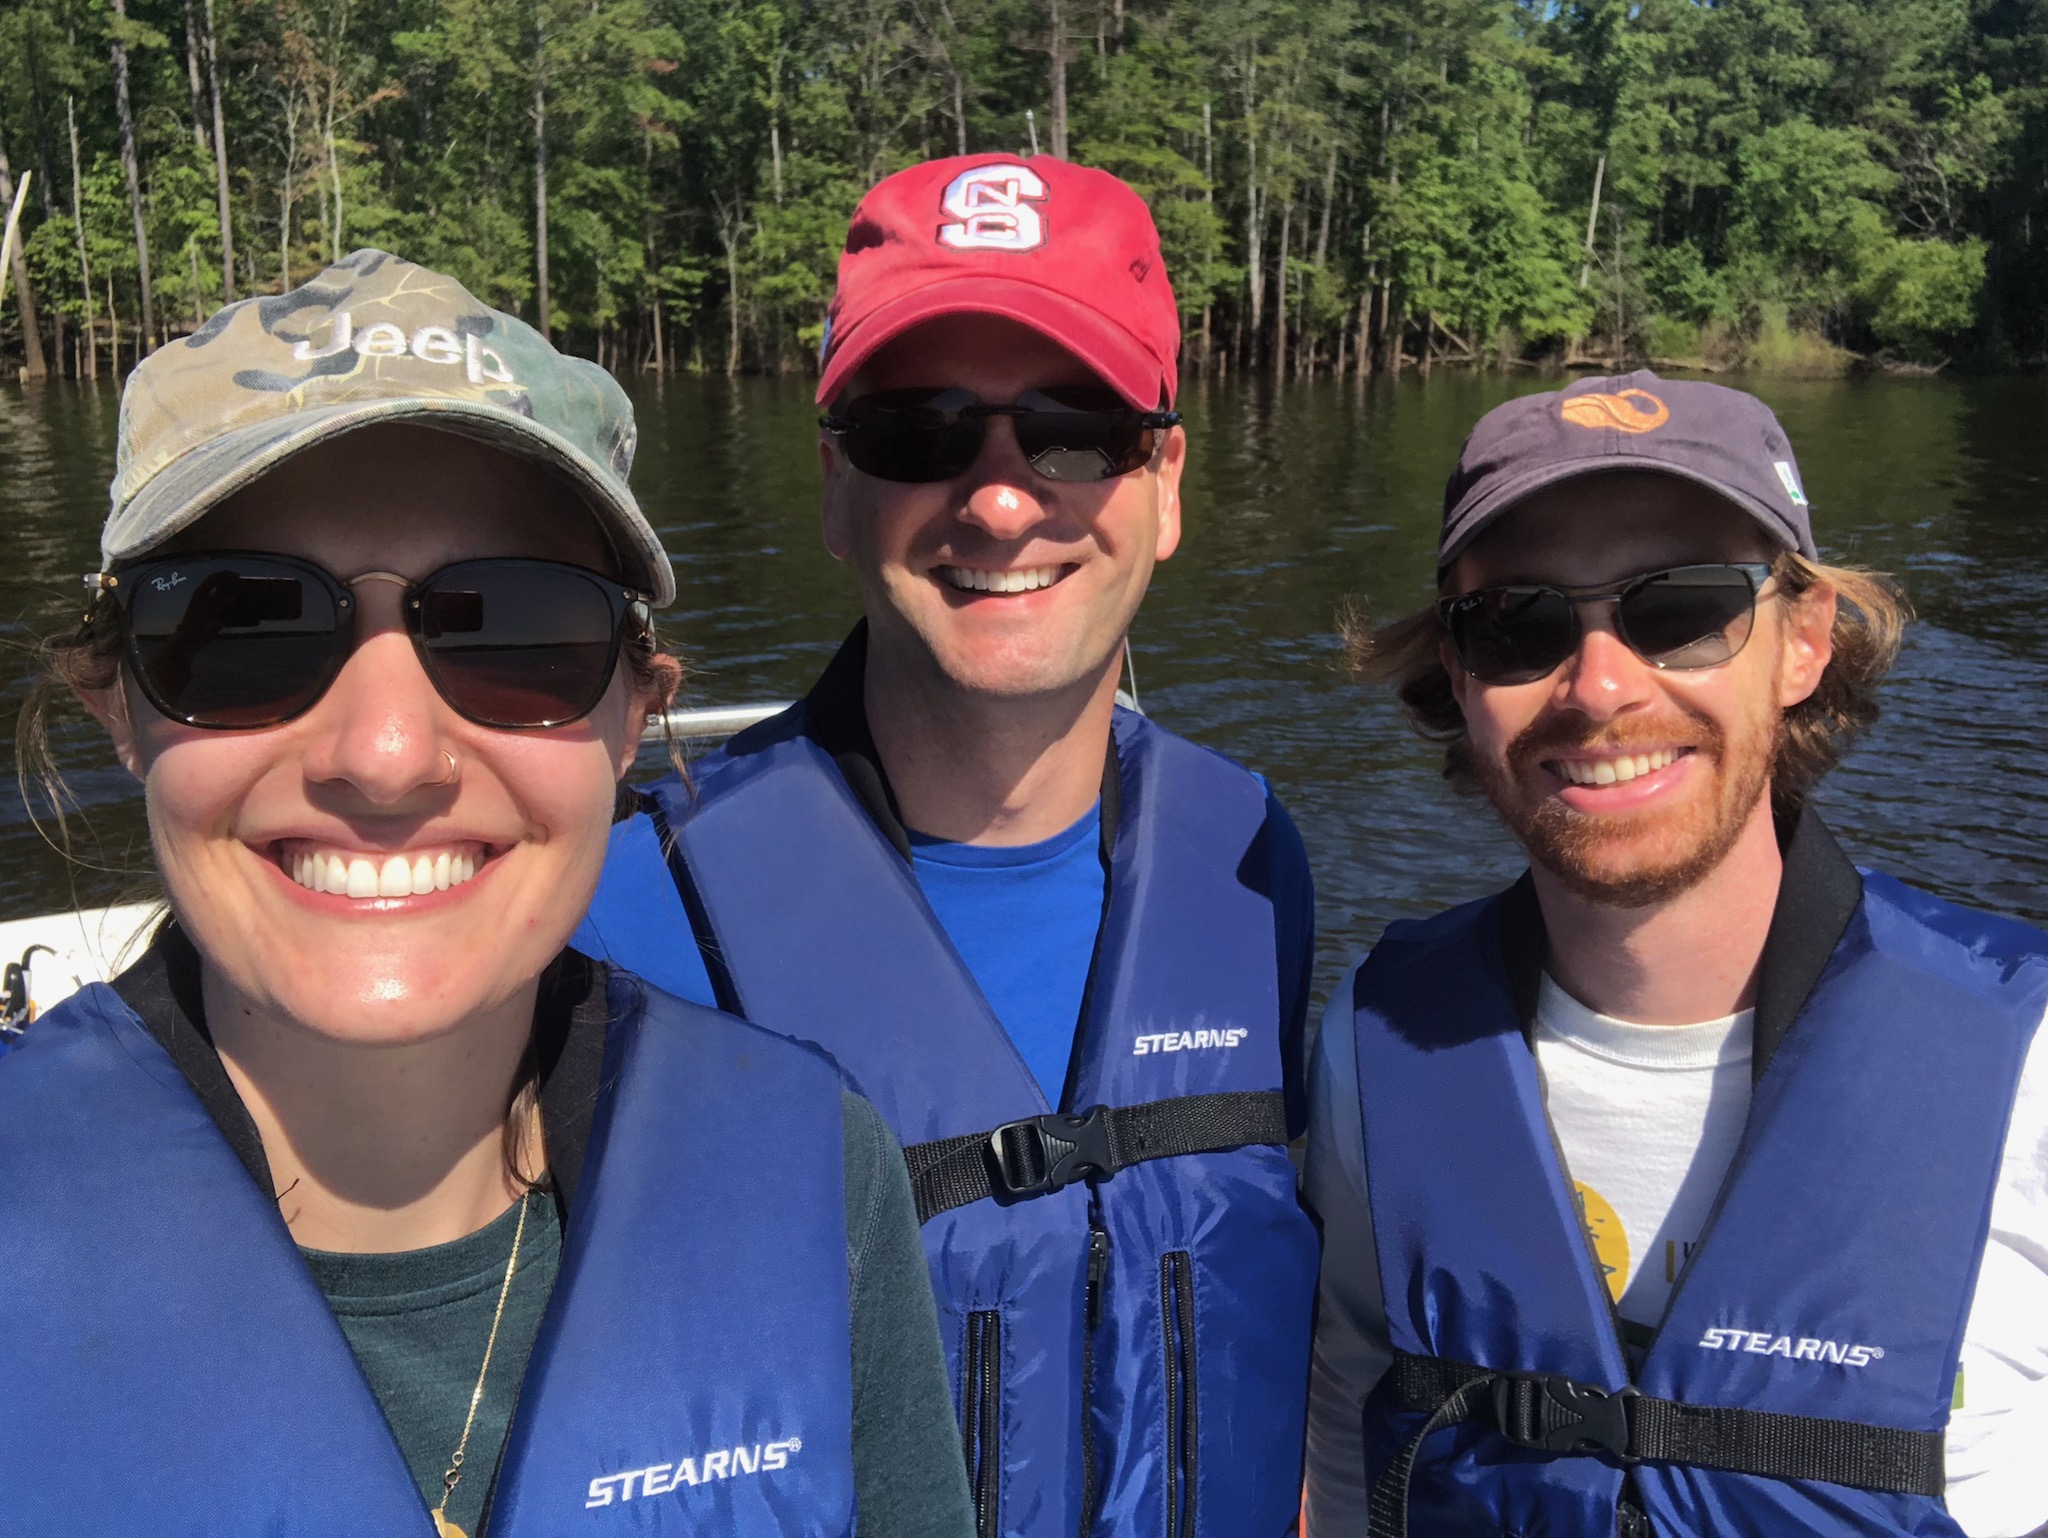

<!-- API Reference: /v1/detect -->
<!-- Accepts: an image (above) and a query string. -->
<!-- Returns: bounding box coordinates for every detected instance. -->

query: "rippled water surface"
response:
[4,373,2044,998]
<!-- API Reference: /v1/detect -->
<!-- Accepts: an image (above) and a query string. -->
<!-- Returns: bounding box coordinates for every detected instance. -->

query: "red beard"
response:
[1471,696,1783,909]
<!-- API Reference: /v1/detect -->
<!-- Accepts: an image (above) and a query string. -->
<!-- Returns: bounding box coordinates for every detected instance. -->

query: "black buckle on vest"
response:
[1489,1373,1638,1460]
[988,1106,1111,1197]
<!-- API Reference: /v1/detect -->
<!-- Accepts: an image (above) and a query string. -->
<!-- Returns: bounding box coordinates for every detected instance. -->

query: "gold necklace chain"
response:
[432,1191,532,1538]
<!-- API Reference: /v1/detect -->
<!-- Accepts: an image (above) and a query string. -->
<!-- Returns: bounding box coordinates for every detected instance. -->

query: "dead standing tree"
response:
[108,0,158,350]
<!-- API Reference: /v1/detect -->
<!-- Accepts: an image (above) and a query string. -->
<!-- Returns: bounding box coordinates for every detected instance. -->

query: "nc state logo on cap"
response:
[816,154,1180,409]
[937,164,1049,252]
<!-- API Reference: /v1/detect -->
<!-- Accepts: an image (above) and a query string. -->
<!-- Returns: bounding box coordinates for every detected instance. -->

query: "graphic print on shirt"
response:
[1664,1237,1699,1285]
[1572,1180,1630,1299]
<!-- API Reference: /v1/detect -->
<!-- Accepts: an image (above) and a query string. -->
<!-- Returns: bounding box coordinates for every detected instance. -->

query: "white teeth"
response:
[943,565,1060,594]
[285,846,484,900]
[1557,748,1680,787]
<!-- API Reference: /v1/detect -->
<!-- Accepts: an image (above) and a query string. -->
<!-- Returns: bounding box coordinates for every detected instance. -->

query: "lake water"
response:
[3,372,2044,999]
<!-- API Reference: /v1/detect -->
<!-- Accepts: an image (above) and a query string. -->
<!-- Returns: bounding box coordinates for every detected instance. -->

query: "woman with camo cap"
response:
[0,250,972,1538]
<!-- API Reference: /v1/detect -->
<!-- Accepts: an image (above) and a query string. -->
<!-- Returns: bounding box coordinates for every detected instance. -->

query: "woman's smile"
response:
[275,839,495,900]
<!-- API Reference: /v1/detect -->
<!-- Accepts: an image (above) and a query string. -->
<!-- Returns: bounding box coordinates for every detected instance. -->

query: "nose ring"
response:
[434,749,459,786]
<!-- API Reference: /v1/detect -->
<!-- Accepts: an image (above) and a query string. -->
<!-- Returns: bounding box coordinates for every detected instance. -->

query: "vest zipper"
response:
[962,1308,1003,1538]
[1077,1224,1111,1535]
[1159,1250,1198,1538]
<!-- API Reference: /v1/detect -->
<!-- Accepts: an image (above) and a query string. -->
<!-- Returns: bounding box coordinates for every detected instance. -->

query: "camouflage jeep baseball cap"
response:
[104,248,675,605]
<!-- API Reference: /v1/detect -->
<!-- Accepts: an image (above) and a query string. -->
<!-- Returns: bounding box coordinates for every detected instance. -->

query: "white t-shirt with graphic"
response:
[1304,969,2048,1538]
[1534,977,1754,1328]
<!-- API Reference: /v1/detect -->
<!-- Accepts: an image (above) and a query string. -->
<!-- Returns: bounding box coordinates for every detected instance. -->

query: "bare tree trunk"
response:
[1244,144,1263,348]
[1315,141,1338,267]
[182,0,211,153]
[768,42,786,203]
[108,274,121,378]
[187,235,204,326]
[1353,277,1369,379]
[324,0,350,263]
[652,295,664,374]
[533,14,551,335]
[719,205,742,376]
[204,0,235,300]
[277,90,304,290]
[67,96,98,378]
[1047,0,1067,159]
[1201,97,1214,372]
[110,0,158,348]
[1579,151,1605,289]
[24,37,67,372]
[952,69,967,156]
[0,149,50,379]
[1272,200,1292,386]
[1240,48,1263,358]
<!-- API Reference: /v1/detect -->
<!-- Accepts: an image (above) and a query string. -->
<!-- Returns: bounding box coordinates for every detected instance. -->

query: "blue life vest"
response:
[584,700,1319,1538]
[0,969,857,1535]
[1350,859,2046,1536]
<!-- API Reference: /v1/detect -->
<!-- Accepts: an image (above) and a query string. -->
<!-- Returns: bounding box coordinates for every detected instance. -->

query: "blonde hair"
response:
[1343,550,1911,820]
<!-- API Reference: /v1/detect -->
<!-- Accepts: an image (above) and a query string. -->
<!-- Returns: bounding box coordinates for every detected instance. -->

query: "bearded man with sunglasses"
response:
[1304,373,2048,1538]
[578,157,1320,1538]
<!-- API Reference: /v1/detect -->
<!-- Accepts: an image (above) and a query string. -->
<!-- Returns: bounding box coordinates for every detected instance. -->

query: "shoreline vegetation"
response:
[0,1,2044,388]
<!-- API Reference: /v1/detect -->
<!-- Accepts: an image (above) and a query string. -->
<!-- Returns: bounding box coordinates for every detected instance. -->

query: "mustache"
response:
[1507,712,1724,765]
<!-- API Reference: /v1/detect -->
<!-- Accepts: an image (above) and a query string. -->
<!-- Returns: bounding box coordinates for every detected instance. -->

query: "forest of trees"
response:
[0,0,2044,385]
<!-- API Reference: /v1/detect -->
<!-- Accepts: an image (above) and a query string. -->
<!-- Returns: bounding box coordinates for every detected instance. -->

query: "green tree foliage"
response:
[2,0,2044,380]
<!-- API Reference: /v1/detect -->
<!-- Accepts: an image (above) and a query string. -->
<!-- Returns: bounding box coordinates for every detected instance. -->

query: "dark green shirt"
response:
[302,1091,971,1538]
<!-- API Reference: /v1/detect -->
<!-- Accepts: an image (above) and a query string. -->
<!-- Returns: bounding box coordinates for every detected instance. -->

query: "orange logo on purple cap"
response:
[1560,389,1670,434]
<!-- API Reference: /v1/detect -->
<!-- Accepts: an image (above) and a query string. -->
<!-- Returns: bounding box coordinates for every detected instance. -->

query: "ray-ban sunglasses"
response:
[822,385,1180,484]
[1438,562,1779,686]
[91,553,654,730]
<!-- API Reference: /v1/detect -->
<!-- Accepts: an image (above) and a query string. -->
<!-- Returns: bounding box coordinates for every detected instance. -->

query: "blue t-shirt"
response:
[574,776,1314,1130]
[571,811,721,1009]
[909,804,1108,1105]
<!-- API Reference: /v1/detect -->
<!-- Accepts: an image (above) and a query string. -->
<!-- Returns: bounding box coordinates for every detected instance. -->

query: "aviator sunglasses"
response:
[821,386,1181,484]
[92,553,653,730]
[1438,562,1778,686]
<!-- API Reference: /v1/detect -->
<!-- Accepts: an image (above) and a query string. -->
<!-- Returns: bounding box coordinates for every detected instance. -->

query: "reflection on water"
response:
[4,372,2044,998]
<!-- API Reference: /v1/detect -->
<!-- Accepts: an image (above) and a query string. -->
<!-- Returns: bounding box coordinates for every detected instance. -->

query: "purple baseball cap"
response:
[1438,370,1818,571]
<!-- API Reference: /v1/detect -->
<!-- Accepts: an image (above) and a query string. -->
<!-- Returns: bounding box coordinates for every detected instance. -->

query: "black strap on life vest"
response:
[1369,1352,1946,1537]
[903,1090,1288,1225]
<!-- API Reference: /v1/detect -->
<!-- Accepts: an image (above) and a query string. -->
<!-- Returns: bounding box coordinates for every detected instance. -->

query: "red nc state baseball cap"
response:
[816,154,1180,410]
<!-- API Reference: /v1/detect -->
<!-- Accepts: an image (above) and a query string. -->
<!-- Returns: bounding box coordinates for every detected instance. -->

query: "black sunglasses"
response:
[1438,562,1777,686]
[94,553,653,730]
[821,386,1180,484]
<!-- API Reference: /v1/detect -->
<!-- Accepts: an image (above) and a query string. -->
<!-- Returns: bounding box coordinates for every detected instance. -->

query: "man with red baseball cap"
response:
[578,155,1319,1538]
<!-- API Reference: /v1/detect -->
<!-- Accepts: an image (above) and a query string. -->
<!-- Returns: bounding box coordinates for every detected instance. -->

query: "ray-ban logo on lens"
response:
[151,572,187,592]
